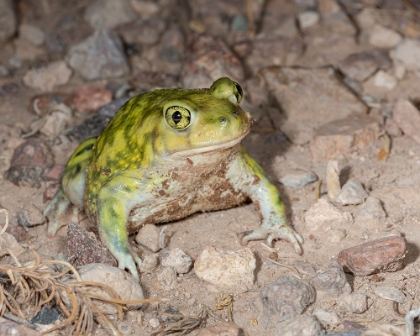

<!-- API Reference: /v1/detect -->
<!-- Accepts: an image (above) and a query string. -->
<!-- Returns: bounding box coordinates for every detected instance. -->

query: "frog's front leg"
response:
[95,174,150,280]
[228,147,303,254]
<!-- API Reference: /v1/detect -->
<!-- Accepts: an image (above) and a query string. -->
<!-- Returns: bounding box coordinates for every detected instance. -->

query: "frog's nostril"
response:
[219,117,227,124]
[233,110,238,116]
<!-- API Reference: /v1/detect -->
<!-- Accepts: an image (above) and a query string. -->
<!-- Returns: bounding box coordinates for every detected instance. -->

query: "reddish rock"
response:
[73,87,113,113]
[310,115,381,161]
[197,323,240,336]
[44,164,65,181]
[393,99,420,145]
[67,222,117,267]
[337,236,406,276]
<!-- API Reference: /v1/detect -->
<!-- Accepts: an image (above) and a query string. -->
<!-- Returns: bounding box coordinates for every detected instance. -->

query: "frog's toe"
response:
[118,254,140,280]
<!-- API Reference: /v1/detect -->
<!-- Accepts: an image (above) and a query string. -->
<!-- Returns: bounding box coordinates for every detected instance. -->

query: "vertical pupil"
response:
[172,111,182,124]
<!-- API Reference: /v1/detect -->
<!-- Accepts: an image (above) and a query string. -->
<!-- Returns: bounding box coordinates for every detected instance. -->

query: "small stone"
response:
[0,232,25,257]
[269,313,323,336]
[354,196,386,221]
[140,254,158,273]
[260,276,316,327]
[5,138,54,188]
[336,179,368,206]
[14,39,44,60]
[161,248,192,274]
[310,115,381,161]
[17,204,45,227]
[337,236,407,276]
[66,29,129,80]
[19,23,45,46]
[393,99,420,145]
[130,0,159,17]
[394,39,420,71]
[118,18,165,45]
[338,52,378,82]
[0,0,17,43]
[73,87,113,113]
[32,307,59,325]
[67,222,117,267]
[374,286,406,304]
[338,293,369,313]
[327,229,347,242]
[148,317,160,329]
[84,0,137,29]
[326,160,341,200]
[157,266,177,291]
[77,263,144,314]
[44,164,65,181]
[312,308,340,325]
[369,25,402,49]
[310,262,351,296]
[370,70,397,91]
[117,322,133,335]
[197,322,240,336]
[194,246,256,292]
[0,317,41,336]
[304,199,353,230]
[23,61,72,92]
[279,169,318,188]
[38,104,72,139]
[394,61,406,80]
[135,224,161,252]
[298,11,320,30]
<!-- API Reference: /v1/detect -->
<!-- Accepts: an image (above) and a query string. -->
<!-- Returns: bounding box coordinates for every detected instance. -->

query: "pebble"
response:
[23,61,72,92]
[135,224,161,252]
[67,222,117,267]
[374,286,405,304]
[269,313,323,336]
[370,70,397,90]
[304,199,353,230]
[66,29,129,80]
[197,322,240,336]
[19,23,45,46]
[310,262,351,296]
[17,204,45,227]
[157,266,177,290]
[117,322,133,335]
[161,248,192,274]
[194,246,256,292]
[369,25,402,49]
[0,232,25,257]
[73,87,113,113]
[77,263,144,314]
[15,39,45,61]
[118,18,165,45]
[338,293,369,314]
[260,276,316,327]
[326,160,341,200]
[337,236,407,276]
[327,229,347,243]
[336,179,368,206]
[393,99,420,145]
[261,67,367,145]
[0,0,17,43]
[148,317,160,329]
[0,317,41,336]
[140,254,158,273]
[84,0,137,29]
[354,196,386,221]
[394,39,420,71]
[32,307,59,325]
[39,103,72,139]
[338,52,378,82]
[309,115,381,161]
[130,0,160,17]
[279,169,318,188]
[298,11,320,30]
[5,138,54,188]
[313,308,340,325]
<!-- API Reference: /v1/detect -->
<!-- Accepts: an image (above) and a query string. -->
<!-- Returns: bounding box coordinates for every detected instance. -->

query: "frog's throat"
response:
[171,128,250,157]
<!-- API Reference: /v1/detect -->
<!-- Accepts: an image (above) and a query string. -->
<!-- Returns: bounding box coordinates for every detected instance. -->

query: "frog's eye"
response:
[165,106,191,130]
[234,82,243,104]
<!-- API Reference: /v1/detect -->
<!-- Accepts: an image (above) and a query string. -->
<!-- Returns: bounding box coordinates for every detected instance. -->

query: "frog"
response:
[44,77,303,280]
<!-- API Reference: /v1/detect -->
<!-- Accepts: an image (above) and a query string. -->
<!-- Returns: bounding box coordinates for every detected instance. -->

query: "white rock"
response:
[77,263,144,314]
[312,308,340,325]
[161,248,192,274]
[148,317,160,328]
[327,229,347,242]
[354,196,386,221]
[369,25,402,49]
[271,314,323,336]
[338,293,368,313]
[279,169,318,188]
[372,70,397,90]
[395,39,420,71]
[336,179,368,205]
[375,286,406,303]
[304,199,353,229]
[135,224,160,252]
[194,247,256,292]
[19,23,45,46]
[23,61,72,92]
[298,11,320,30]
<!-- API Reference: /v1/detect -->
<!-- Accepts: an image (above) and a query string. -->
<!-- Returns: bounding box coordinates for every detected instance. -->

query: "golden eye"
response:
[165,106,191,130]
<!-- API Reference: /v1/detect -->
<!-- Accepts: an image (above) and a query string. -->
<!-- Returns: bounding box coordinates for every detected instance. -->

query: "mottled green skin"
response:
[45,78,303,280]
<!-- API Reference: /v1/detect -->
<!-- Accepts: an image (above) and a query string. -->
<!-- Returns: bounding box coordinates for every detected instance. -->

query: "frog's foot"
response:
[239,226,303,255]
[115,249,142,280]
[44,189,74,237]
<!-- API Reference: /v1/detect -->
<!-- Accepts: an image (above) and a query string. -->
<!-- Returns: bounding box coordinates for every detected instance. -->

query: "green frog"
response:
[44,78,303,279]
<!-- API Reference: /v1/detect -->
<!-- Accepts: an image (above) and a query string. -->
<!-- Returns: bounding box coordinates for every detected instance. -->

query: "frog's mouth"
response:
[172,127,250,157]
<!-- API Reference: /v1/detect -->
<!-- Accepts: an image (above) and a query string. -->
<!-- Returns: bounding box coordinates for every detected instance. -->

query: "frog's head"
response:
[152,77,252,156]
